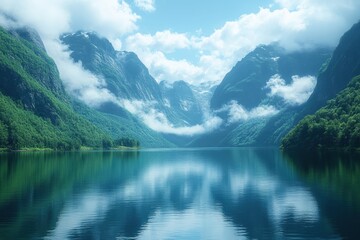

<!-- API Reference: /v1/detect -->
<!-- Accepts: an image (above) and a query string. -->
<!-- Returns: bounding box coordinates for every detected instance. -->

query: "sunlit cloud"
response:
[0,0,139,41]
[265,74,317,105]
[119,99,223,136]
[125,0,360,85]
[43,39,117,107]
[217,101,279,124]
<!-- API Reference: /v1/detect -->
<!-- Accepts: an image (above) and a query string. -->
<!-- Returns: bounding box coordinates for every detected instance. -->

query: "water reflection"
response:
[1,148,358,239]
[283,150,360,239]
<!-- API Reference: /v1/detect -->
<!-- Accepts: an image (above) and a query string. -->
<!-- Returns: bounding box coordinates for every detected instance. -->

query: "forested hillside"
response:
[0,26,156,150]
[282,75,360,150]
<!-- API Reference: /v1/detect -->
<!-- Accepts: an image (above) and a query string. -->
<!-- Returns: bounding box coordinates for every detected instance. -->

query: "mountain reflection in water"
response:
[0,148,359,239]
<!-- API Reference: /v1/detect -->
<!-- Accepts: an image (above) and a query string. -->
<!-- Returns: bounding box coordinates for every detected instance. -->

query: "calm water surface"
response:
[0,148,359,240]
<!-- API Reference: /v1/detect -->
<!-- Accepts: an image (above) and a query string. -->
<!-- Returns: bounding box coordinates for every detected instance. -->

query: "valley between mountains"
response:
[1,20,360,151]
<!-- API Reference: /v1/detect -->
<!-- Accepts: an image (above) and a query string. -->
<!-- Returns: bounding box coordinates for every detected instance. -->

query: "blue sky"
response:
[1,0,360,85]
[132,0,273,35]
[122,0,360,84]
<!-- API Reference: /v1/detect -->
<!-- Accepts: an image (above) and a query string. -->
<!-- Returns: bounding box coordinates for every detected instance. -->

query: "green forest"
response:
[282,75,360,150]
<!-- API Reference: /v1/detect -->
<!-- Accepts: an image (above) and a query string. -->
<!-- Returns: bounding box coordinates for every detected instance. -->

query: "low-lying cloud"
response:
[120,99,223,136]
[45,39,117,107]
[217,101,279,124]
[266,74,316,105]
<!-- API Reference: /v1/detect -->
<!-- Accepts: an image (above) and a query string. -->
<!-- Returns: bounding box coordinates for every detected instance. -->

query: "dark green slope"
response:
[257,21,360,146]
[0,27,113,150]
[282,75,360,150]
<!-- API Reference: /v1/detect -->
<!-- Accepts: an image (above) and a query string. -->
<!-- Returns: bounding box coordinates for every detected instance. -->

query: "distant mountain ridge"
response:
[61,31,204,128]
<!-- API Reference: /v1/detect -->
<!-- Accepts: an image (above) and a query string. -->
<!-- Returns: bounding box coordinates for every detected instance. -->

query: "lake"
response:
[0,148,359,239]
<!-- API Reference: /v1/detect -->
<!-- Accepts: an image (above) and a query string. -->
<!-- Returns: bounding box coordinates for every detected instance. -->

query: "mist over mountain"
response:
[190,44,333,147]
[60,31,223,137]
[61,31,163,103]
[0,26,110,150]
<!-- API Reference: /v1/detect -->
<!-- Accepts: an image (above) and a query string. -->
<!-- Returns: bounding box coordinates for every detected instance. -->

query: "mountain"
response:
[191,44,332,147]
[61,31,162,102]
[211,44,331,111]
[61,31,205,129]
[281,75,360,150]
[259,20,360,146]
[159,80,203,125]
[0,26,174,149]
[0,26,112,150]
[303,21,360,113]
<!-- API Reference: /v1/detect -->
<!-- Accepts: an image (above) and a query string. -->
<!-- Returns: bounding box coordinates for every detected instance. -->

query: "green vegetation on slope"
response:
[0,27,142,150]
[73,101,174,148]
[282,75,360,150]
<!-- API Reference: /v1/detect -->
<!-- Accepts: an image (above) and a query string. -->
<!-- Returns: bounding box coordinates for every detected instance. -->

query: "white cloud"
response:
[126,30,190,53]
[266,74,316,105]
[134,50,203,84]
[217,101,279,124]
[0,0,139,41]
[125,0,360,85]
[119,99,223,136]
[134,0,155,12]
[45,39,117,107]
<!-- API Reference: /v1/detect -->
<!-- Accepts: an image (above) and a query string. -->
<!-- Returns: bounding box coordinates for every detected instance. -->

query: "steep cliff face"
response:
[304,21,360,113]
[61,31,162,102]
